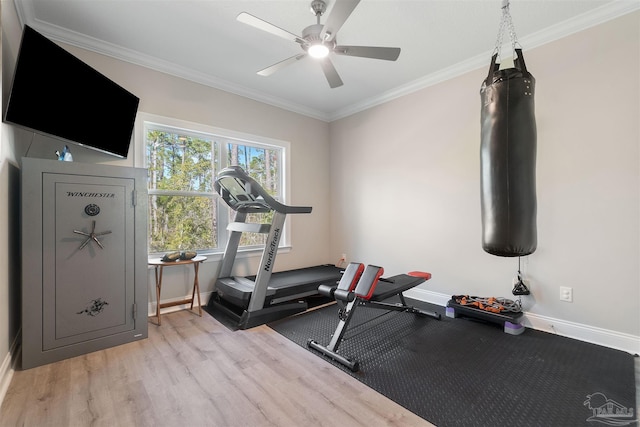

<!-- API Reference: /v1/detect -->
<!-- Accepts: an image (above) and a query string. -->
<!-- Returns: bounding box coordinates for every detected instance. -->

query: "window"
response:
[140,115,288,256]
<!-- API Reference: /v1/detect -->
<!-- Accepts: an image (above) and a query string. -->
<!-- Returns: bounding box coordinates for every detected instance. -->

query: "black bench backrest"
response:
[354,265,384,300]
[329,262,364,301]
[338,262,364,291]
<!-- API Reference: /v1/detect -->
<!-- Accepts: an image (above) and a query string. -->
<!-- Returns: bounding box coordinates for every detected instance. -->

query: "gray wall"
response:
[329,11,639,346]
[1,2,638,384]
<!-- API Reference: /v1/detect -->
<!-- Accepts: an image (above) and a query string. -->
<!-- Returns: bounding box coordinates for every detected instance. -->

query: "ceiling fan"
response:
[237,0,401,88]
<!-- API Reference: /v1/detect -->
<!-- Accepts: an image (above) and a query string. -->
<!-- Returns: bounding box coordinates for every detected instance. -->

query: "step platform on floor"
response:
[446,299,525,335]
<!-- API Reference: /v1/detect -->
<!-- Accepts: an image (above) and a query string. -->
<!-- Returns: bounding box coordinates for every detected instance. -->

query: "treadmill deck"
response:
[216,264,343,309]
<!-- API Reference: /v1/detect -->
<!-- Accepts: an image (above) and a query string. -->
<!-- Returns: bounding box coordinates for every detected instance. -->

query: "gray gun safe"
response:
[21,157,148,369]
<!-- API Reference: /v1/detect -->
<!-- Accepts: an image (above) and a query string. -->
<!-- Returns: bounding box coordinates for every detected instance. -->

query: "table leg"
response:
[155,266,163,325]
[191,261,202,316]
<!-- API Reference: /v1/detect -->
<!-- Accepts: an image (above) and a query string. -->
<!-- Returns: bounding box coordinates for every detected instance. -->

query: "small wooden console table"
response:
[148,255,206,325]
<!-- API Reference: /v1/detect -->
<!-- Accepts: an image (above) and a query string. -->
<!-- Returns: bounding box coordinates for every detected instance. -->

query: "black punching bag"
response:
[480,48,537,257]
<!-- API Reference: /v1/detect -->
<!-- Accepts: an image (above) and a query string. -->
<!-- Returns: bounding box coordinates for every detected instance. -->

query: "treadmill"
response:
[206,166,343,329]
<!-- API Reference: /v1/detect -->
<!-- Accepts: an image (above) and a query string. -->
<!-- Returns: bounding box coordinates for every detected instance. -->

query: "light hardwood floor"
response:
[0,310,434,426]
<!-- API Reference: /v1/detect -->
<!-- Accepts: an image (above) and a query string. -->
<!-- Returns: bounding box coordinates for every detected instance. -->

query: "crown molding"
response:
[12,1,331,122]
[14,0,639,123]
[328,0,640,121]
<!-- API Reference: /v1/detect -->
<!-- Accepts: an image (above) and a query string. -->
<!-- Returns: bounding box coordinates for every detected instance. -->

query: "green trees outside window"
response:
[145,124,283,255]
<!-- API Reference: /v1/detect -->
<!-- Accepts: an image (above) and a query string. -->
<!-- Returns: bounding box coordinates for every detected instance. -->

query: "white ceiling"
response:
[14,0,638,121]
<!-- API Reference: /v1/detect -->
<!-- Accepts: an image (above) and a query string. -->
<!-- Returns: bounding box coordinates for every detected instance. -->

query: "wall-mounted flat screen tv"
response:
[5,25,140,158]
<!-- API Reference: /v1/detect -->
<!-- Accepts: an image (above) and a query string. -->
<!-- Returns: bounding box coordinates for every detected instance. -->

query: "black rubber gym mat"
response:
[268,300,637,427]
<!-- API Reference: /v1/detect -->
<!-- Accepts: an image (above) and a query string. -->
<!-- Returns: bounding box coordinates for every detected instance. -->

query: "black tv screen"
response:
[5,25,139,158]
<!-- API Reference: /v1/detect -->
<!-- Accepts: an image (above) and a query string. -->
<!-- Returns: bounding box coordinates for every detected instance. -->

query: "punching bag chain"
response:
[493,0,521,61]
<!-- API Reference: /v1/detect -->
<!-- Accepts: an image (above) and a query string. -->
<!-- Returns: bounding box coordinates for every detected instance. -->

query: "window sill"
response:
[148,245,292,264]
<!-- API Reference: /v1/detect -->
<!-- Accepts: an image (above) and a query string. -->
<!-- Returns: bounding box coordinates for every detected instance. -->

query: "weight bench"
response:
[307,262,441,371]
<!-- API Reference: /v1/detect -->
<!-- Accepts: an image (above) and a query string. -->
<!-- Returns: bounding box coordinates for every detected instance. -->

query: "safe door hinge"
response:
[131,190,137,207]
[132,303,137,319]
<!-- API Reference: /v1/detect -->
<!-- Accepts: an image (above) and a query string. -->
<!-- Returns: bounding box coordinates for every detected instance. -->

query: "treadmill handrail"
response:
[215,166,312,215]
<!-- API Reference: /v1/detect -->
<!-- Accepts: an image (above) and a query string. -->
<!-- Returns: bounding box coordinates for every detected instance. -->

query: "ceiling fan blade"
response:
[237,12,304,45]
[257,54,307,77]
[334,45,401,61]
[320,0,360,42]
[319,58,344,88]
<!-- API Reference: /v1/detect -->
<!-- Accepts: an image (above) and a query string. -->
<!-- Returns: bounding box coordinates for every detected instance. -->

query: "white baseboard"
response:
[521,312,640,355]
[405,288,640,355]
[0,334,19,412]
[405,288,452,307]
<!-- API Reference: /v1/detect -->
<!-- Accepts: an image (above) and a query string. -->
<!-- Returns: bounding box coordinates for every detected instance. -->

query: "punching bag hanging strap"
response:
[485,48,529,84]
[513,48,529,74]
[485,53,499,81]
[493,0,521,62]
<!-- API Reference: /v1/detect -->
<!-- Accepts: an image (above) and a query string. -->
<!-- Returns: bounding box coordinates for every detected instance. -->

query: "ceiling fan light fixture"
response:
[238,0,399,88]
[308,43,329,59]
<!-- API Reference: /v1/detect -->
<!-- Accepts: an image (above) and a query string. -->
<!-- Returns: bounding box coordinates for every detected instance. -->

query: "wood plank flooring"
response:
[0,310,434,426]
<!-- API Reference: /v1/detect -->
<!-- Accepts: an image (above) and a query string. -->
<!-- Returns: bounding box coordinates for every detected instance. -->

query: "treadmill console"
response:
[214,166,311,215]
[215,166,271,213]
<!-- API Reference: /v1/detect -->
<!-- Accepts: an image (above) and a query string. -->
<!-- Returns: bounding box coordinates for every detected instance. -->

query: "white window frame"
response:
[134,112,292,259]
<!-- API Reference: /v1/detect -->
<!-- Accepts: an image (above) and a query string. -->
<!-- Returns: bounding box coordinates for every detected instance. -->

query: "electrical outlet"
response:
[559,286,573,302]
